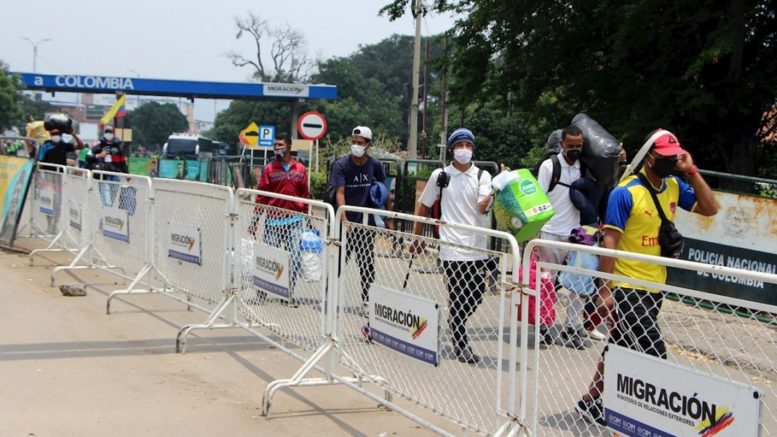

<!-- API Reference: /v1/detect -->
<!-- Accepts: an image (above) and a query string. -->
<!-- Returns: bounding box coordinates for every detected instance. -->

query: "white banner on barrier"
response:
[167,223,202,265]
[252,242,290,299]
[604,345,760,437]
[368,285,440,366]
[102,206,129,242]
[68,200,81,231]
[39,187,54,215]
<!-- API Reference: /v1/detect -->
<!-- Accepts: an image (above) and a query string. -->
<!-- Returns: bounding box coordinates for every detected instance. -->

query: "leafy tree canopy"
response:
[128,101,188,146]
[0,62,23,131]
[15,94,54,133]
[382,0,777,176]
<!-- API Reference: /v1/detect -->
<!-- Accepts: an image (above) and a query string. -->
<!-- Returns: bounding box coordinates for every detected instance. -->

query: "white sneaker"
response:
[585,328,607,342]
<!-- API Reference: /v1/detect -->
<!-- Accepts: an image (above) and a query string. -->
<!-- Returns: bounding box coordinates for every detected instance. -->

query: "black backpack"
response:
[546,153,589,192]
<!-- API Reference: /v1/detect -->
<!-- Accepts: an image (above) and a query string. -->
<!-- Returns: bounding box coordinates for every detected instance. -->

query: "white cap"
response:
[352,126,372,141]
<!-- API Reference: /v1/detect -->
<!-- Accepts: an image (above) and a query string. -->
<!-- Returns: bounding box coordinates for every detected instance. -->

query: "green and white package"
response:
[492,169,555,241]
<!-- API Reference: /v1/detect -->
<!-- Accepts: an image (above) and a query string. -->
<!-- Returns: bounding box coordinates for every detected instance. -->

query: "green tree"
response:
[310,57,403,141]
[383,0,777,177]
[0,62,23,130]
[128,102,188,147]
[14,94,54,133]
[210,100,294,146]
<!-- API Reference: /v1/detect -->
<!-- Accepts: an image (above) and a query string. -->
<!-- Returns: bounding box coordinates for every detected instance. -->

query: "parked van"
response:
[162,134,214,158]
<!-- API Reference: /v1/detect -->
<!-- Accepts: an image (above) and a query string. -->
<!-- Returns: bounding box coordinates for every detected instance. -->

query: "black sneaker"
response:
[561,327,586,350]
[454,345,481,364]
[576,398,605,426]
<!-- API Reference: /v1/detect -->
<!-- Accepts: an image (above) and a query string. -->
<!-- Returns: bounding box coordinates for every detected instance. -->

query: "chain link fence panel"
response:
[335,206,520,436]
[30,164,66,239]
[521,239,777,437]
[151,179,233,307]
[235,188,332,352]
[61,167,91,250]
[89,171,153,278]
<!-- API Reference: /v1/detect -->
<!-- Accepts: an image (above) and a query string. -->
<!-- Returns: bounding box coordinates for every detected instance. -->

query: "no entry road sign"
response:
[298,111,327,141]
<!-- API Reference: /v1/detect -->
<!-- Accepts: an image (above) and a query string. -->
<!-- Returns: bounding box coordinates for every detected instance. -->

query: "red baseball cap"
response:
[652,130,687,157]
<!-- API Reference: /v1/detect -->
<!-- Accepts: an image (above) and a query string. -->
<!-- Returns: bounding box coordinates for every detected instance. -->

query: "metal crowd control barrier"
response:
[330,206,522,436]
[29,163,80,263]
[231,189,348,416]
[103,179,236,344]
[518,239,777,436]
[52,170,154,287]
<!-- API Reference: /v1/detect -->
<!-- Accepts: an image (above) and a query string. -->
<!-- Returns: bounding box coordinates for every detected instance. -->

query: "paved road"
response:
[0,239,439,437]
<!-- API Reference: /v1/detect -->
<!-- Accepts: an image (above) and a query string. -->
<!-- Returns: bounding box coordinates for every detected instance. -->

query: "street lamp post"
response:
[19,36,51,73]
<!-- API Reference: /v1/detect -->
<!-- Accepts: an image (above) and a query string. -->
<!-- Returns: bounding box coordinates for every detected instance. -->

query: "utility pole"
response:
[407,0,423,159]
[19,36,51,73]
[439,35,449,162]
[421,39,430,158]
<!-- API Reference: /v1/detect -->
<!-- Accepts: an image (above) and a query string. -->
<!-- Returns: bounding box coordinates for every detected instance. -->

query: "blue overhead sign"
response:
[13,72,337,101]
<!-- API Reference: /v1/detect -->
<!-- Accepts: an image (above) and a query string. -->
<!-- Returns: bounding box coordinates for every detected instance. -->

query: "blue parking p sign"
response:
[258,125,275,148]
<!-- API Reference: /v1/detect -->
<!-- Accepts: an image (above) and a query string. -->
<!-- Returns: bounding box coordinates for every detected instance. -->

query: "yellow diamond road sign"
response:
[239,122,259,147]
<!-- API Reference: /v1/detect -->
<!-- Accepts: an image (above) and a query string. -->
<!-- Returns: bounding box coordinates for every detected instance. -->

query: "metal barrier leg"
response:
[51,244,124,286]
[29,230,76,265]
[105,264,154,314]
[262,341,333,418]
[176,293,241,353]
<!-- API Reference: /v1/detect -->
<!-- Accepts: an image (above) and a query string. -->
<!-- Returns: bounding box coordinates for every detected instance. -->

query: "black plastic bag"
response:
[43,113,74,134]
[571,113,620,188]
[546,129,562,154]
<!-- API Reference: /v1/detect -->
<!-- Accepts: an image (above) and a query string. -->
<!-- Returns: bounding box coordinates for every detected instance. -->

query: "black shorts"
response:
[608,287,667,359]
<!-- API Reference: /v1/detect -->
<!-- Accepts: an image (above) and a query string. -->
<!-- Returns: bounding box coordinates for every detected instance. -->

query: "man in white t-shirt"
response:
[536,125,588,349]
[411,128,493,364]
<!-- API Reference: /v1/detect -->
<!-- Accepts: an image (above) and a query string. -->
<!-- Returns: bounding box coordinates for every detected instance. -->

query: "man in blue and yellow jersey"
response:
[576,129,719,426]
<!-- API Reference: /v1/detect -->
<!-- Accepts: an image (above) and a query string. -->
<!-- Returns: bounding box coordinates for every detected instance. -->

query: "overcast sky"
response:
[2,0,458,122]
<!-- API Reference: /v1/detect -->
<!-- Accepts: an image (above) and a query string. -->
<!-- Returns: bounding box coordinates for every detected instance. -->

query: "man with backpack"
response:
[536,125,594,350]
[86,126,128,174]
[576,129,718,426]
[37,127,85,233]
[37,127,85,167]
[329,126,393,308]
[410,128,493,364]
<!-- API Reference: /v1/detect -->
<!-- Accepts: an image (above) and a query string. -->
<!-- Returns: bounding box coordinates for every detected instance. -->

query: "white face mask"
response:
[104,133,114,141]
[351,144,366,158]
[274,148,285,158]
[453,149,473,165]
[62,134,73,143]
[50,135,62,143]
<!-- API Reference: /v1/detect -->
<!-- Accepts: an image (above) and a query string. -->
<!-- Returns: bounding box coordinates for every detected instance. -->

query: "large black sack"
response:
[43,113,74,134]
[571,113,620,188]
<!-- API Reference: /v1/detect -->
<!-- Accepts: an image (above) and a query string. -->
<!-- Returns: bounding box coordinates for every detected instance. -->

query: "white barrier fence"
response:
[51,167,151,284]
[519,239,777,437]
[28,164,80,263]
[330,206,522,436]
[22,173,777,436]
